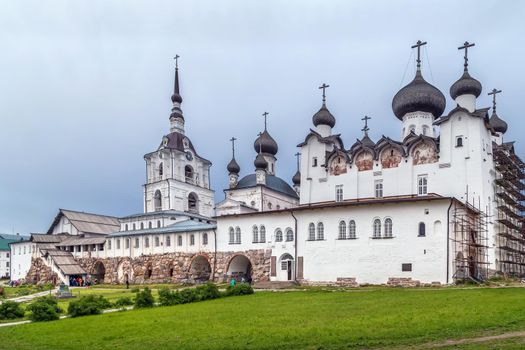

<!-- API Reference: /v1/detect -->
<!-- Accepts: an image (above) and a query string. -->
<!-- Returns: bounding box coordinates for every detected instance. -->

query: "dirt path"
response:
[0,288,57,304]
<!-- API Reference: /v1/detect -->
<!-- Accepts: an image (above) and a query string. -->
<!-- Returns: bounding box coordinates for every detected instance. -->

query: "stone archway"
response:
[117,260,134,284]
[92,261,106,283]
[226,254,253,282]
[189,255,212,283]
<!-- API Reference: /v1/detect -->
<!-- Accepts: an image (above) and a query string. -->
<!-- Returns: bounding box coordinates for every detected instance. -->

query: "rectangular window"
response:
[455,136,463,147]
[335,185,343,202]
[375,180,383,198]
[418,175,428,195]
[402,263,412,272]
[125,239,130,249]
[6,253,9,258]
[312,157,318,167]
[116,239,121,250]
[135,238,139,248]
[107,240,112,250]
[281,261,288,270]
[177,235,182,246]
[166,236,171,247]
[6,262,9,268]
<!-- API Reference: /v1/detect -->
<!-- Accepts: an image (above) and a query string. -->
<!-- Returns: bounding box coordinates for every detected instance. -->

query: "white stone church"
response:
[10,41,525,287]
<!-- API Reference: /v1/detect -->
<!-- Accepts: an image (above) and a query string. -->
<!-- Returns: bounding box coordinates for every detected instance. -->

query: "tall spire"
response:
[292,152,301,186]
[312,83,335,128]
[488,88,507,134]
[227,136,240,175]
[450,41,482,102]
[169,55,185,133]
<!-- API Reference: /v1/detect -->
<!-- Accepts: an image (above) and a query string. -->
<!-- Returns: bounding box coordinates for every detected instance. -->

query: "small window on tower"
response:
[402,263,412,272]
[312,157,318,167]
[456,136,463,148]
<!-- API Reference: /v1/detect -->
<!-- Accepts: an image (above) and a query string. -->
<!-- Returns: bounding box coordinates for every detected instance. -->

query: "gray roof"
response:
[450,71,482,99]
[109,219,216,238]
[57,236,107,247]
[120,209,214,222]
[31,234,69,243]
[47,209,120,235]
[152,131,211,165]
[235,174,299,199]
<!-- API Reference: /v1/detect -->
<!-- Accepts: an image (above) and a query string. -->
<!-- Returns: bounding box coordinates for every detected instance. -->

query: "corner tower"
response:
[143,56,215,217]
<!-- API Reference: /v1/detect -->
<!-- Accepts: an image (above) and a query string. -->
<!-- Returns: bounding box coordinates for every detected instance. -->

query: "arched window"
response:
[185,165,194,182]
[409,124,416,133]
[132,223,136,231]
[260,225,266,243]
[177,235,182,246]
[308,223,315,241]
[157,220,161,228]
[422,125,429,136]
[349,220,356,239]
[134,238,139,248]
[145,237,150,248]
[229,227,235,244]
[373,219,381,238]
[384,218,393,237]
[203,233,208,245]
[338,221,346,239]
[148,222,152,229]
[286,229,294,242]
[418,222,426,237]
[159,163,164,177]
[155,236,160,247]
[190,234,195,246]
[235,227,241,244]
[317,222,324,240]
[188,192,198,213]
[154,190,162,211]
[140,222,144,230]
[275,229,283,242]
[456,136,463,147]
[252,225,259,243]
[125,224,128,231]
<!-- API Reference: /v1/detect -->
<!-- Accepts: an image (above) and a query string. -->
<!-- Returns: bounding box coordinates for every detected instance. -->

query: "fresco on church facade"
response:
[412,142,438,165]
[355,151,373,171]
[381,147,402,168]
[330,155,347,175]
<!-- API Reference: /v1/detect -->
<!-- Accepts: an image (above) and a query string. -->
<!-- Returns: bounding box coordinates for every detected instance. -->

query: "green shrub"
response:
[0,301,25,320]
[135,287,154,308]
[178,288,198,304]
[196,283,220,301]
[27,299,60,322]
[225,284,254,296]
[68,295,112,317]
[114,296,134,308]
[158,288,180,306]
[130,287,140,293]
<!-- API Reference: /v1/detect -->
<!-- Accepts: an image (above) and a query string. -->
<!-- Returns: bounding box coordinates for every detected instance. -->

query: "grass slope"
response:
[1,287,525,349]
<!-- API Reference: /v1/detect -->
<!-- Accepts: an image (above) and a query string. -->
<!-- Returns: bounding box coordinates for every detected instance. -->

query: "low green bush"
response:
[225,283,254,296]
[27,296,61,322]
[135,287,154,308]
[130,287,140,293]
[196,283,220,301]
[68,295,112,317]
[178,288,198,304]
[158,288,180,306]
[0,301,25,320]
[114,296,134,308]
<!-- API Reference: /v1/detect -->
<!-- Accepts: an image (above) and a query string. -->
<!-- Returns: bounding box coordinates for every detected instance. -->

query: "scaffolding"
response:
[450,200,490,282]
[493,142,525,277]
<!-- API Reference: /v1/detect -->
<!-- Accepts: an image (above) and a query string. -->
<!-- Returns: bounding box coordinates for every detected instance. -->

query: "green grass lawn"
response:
[1,287,525,349]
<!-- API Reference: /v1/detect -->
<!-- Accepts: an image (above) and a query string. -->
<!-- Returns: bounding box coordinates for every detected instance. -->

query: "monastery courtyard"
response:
[1,282,525,349]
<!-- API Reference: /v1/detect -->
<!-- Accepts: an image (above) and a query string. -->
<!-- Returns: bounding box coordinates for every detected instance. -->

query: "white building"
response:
[12,41,524,286]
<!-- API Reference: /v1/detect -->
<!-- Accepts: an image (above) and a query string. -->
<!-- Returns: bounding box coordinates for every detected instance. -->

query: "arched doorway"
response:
[144,263,153,280]
[154,190,162,211]
[92,261,106,283]
[117,260,134,284]
[189,255,212,283]
[279,253,294,281]
[226,255,252,282]
[185,165,194,183]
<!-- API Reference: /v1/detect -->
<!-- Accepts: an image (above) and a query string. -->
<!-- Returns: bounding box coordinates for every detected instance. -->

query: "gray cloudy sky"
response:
[1,1,524,234]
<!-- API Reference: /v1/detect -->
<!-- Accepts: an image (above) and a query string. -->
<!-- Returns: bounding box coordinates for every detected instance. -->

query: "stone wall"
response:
[386,277,421,287]
[26,258,59,285]
[73,249,271,285]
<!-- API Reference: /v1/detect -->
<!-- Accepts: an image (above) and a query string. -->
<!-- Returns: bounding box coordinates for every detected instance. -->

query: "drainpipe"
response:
[446,198,454,284]
[213,228,217,282]
[290,210,298,282]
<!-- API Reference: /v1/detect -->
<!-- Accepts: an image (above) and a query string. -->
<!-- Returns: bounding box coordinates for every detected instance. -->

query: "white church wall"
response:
[0,249,10,278]
[9,241,35,281]
[50,216,79,236]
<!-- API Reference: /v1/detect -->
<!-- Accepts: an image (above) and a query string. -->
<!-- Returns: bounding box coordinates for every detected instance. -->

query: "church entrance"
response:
[279,254,294,281]
[189,255,212,283]
[227,255,252,282]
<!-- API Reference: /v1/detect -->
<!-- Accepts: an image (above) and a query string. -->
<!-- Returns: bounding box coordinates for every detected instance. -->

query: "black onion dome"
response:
[171,92,182,104]
[450,71,482,99]
[227,158,240,174]
[489,112,508,134]
[292,170,301,185]
[313,103,336,128]
[253,130,278,155]
[392,70,446,120]
[254,153,268,170]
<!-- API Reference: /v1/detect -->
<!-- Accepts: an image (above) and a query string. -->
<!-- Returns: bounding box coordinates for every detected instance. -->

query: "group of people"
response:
[229,275,252,286]
[68,276,99,287]
[8,279,23,287]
